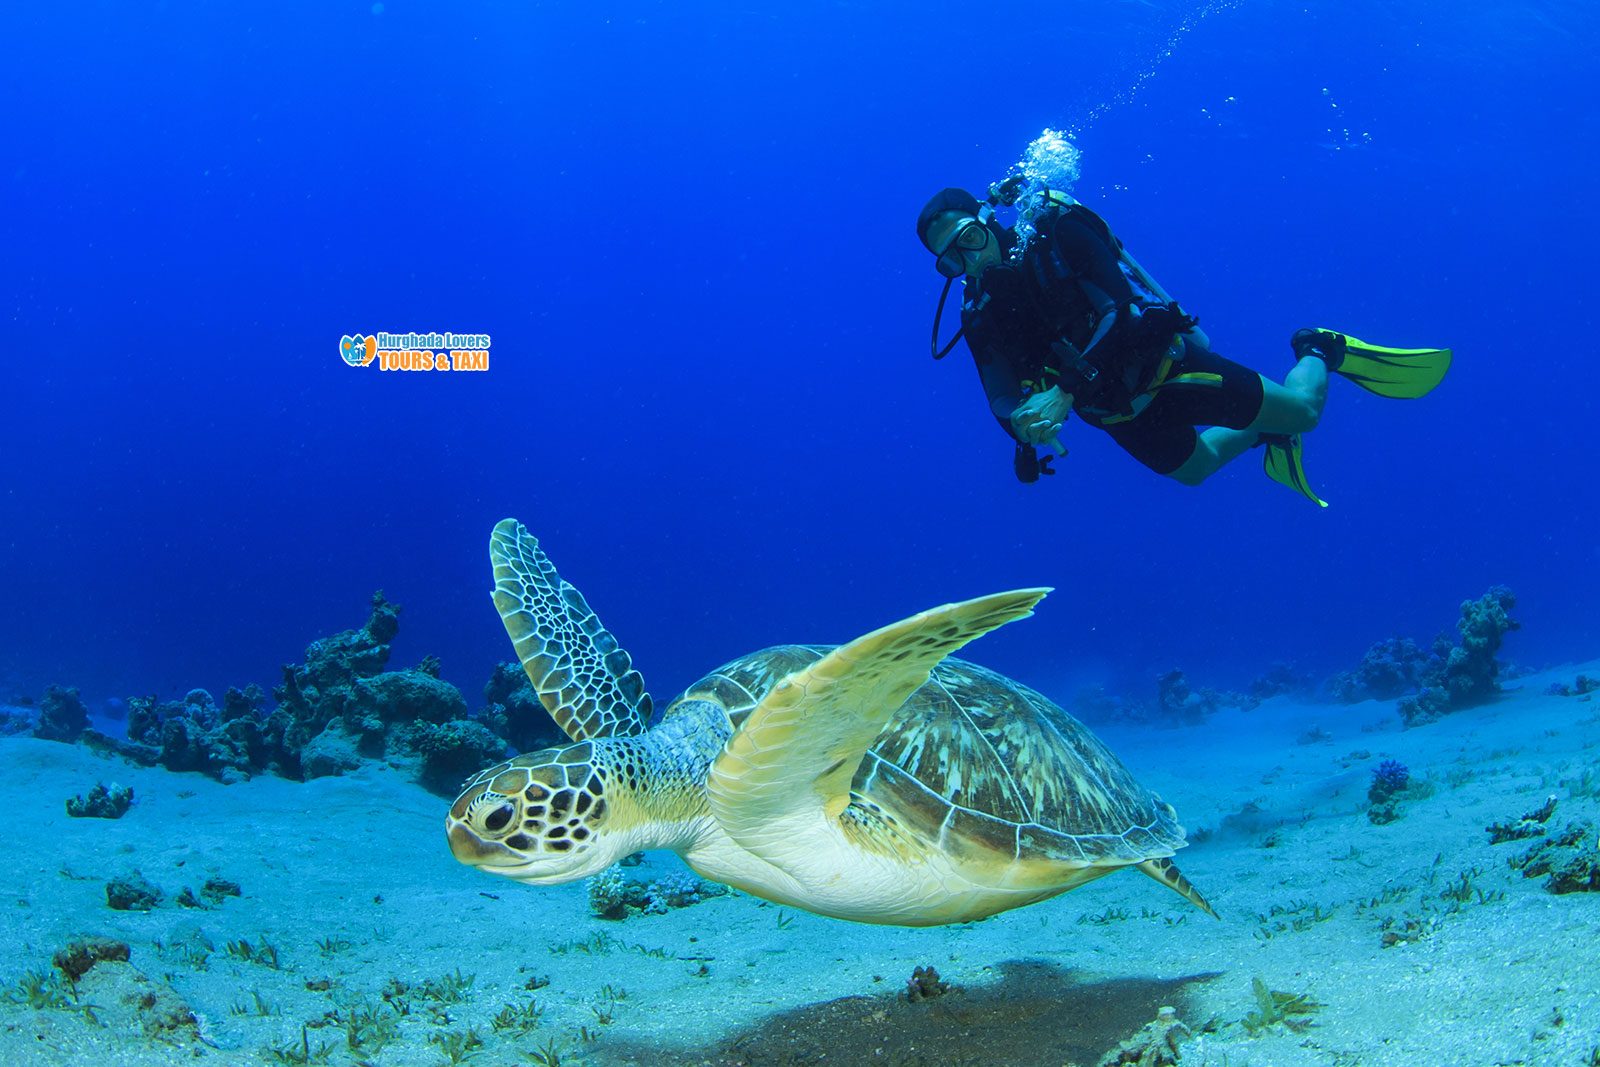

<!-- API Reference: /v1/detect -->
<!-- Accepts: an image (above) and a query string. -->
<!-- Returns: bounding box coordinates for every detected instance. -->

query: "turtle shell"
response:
[670,645,1186,869]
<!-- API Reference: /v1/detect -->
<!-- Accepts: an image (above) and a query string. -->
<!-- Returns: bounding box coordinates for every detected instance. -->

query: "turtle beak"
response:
[444,817,591,885]
[447,820,513,867]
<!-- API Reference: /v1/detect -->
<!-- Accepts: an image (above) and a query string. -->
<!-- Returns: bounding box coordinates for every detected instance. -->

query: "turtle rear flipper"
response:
[707,589,1049,862]
[490,518,652,741]
[1137,857,1218,919]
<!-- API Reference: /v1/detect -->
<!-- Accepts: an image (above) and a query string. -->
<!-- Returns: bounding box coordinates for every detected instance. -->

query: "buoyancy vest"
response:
[961,190,1201,419]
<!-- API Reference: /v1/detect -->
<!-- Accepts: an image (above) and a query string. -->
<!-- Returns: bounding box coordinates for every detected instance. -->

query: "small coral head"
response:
[1372,759,1409,789]
[446,743,619,884]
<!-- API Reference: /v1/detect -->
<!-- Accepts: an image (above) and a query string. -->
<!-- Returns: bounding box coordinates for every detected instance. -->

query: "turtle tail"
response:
[1137,857,1218,920]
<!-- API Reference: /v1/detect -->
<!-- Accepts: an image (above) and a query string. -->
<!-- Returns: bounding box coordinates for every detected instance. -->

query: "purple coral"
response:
[1369,759,1410,803]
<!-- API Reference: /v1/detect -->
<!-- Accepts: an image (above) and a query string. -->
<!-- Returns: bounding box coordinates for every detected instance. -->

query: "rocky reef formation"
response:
[29,937,199,1042]
[585,865,728,920]
[1546,674,1598,698]
[1247,661,1312,701]
[1153,668,1257,725]
[1396,586,1520,727]
[479,662,565,753]
[1328,636,1428,703]
[1071,670,1258,727]
[1489,797,1600,895]
[33,685,88,743]
[63,591,538,794]
[1327,586,1521,727]
[66,782,134,819]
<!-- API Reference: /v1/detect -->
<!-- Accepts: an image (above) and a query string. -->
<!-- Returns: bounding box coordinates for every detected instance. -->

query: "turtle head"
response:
[446,740,635,885]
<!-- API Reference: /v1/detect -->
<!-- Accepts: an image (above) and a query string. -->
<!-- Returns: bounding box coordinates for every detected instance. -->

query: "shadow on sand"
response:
[595,958,1224,1067]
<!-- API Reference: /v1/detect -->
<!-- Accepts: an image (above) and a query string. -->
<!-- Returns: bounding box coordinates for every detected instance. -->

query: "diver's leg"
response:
[1248,360,1328,435]
[1166,363,1302,484]
[1175,363,1326,482]
[1166,426,1259,486]
[1137,347,1322,485]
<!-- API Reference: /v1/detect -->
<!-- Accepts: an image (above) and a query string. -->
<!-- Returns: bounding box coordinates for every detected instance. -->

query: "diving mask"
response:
[932,218,991,279]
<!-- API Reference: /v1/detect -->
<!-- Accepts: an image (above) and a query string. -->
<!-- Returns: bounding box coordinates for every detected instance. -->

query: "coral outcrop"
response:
[1366,759,1415,825]
[1249,661,1309,701]
[0,704,33,736]
[1486,795,1557,844]
[105,870,163,911]
[49,938,197,1040]
[66,782,133,819]
[175,877,241,910]
[1328,587,1521,725]
[1437,586,1520,704]
[1547,675,1598,698]
[1146,669,1256,726]
[1097,1005,1192,1066]
[901,965,954,1003]
[406,718,509,794]
[1488,797,1600,894]
[76,592,529,794]
[52,937,131,981]
[1328,637,1427,703]
[586,866,727,919]
[1385,587,1519,727]
[482,662,565,753]
[34,685,88,743]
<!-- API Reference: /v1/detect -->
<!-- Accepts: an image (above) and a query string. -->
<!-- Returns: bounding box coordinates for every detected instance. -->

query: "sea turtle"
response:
[447,519,1215,926]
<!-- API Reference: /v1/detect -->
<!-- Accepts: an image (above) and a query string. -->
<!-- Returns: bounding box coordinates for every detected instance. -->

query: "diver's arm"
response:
[974,349,1025,430]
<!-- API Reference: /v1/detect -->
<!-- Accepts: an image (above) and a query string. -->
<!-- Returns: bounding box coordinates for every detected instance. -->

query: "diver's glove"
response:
[1009,387,1072,452]
[1013,442,1058,483]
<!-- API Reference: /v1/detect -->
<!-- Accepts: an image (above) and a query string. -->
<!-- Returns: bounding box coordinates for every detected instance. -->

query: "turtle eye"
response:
[482,803,516,833]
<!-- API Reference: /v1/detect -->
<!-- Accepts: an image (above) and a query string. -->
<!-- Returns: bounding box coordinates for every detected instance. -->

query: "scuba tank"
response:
[1020,186,1209,350]
[930,182,1207,360]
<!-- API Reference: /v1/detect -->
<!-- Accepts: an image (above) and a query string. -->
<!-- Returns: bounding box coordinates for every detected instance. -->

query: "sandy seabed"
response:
[2,659,1597,1067]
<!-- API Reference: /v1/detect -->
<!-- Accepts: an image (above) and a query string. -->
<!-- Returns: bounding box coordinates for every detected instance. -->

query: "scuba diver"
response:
[916,182,1451,504]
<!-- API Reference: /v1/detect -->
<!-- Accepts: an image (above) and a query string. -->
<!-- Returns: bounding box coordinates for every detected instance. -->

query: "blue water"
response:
[2,0,1595,713]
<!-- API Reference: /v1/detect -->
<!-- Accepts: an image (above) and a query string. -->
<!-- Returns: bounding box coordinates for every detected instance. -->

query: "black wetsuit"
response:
[960,205,1265,475]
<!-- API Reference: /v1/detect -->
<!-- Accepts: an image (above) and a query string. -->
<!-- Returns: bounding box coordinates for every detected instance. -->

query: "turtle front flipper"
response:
[489,519,652,741]
[707,589,1049,864]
